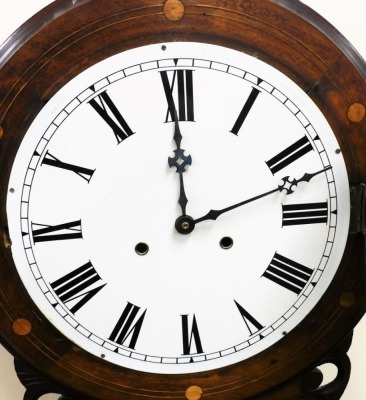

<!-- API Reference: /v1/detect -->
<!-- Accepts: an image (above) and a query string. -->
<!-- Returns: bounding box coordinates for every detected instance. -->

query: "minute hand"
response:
[193,166,331,225]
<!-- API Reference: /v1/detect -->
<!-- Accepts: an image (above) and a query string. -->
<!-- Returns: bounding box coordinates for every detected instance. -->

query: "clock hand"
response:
[279,165,332,195]
[193,187,279,225]
[193,166,332,225]
[168,111,192,216]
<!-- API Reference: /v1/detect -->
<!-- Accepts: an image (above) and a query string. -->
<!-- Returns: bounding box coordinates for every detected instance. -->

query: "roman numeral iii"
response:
[181,314,204,355]
[262,252,313,294]
[50,261,106,314]
[89,90,134,144]
[32,220,82,243]
[266,135,313,174]
[109,302,146,349]
[282,202,328,226]
[160,67,195,122]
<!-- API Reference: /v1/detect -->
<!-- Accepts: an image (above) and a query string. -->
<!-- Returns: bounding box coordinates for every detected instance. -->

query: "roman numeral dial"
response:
[8,43,348,374]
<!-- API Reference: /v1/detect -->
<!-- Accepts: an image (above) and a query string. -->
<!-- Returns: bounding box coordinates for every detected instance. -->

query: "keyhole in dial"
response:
[220,237,233,249]
[135,242,149,255]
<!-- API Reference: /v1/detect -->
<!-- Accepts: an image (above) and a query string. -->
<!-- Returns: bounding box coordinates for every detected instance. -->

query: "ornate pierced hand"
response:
[193,166,331,224]
[175,166,331,234]
[168,111,192,217]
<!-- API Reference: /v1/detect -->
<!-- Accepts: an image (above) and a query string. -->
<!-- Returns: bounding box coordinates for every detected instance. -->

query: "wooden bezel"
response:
[0,1,366,399]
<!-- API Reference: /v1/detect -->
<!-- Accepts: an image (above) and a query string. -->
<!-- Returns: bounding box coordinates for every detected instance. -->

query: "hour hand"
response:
[171,110,183,151]
[168,149,192,174]
[168,112,192,216]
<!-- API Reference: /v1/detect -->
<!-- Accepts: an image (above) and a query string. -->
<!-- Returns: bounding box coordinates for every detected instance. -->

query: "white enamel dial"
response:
[7,42,350,374]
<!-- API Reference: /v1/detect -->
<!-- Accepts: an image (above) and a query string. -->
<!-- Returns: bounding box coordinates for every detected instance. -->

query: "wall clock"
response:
[0,1,365,399]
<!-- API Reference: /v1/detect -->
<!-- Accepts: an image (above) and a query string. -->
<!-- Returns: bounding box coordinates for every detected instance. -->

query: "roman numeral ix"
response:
[50,261,106,314]
[160,66,195,122]
[263,253,313,294]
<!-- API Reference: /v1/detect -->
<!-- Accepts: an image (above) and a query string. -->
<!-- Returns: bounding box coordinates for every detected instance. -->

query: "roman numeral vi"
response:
[181,314,204,355]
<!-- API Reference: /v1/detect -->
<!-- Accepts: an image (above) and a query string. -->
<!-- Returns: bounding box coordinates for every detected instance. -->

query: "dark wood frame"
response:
[0,1,366,399]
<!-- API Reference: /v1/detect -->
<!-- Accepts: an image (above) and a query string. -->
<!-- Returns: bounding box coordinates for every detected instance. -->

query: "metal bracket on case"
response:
[349,184,366,235]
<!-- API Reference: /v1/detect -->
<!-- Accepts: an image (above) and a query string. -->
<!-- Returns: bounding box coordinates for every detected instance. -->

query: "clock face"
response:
[7,42,350,374]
